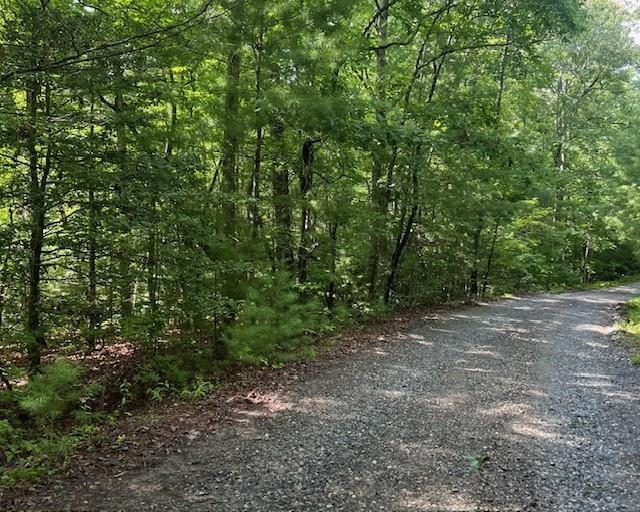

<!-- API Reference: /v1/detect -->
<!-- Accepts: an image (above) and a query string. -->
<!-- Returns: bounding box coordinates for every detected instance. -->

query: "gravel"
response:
[35,285,640,511]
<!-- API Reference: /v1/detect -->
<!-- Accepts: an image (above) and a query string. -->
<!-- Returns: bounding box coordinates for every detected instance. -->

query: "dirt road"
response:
[39,285,640,511]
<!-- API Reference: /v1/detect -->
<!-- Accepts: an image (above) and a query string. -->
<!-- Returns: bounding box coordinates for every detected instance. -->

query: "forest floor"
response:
[6,284,640,511]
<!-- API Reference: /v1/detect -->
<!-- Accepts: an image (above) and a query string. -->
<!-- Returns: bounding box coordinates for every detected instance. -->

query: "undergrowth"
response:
[621,297,640,365]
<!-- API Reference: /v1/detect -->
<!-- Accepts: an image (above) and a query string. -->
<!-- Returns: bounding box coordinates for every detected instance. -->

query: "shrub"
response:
[18,360,103,426]
[225,273,327,364]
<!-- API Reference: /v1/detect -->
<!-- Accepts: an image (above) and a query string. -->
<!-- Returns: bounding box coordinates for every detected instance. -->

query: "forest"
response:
[1,0,640,487]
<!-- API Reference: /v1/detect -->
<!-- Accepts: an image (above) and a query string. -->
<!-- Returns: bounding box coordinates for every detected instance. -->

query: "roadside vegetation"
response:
[2,0,640,489]
[621,298,640,365]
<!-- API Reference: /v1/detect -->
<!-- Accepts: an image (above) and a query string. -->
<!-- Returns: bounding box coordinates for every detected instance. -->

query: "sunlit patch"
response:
[599,389,638,402]
[429,328,456,334]
[296,396,340,414]
[428,393,468,408]
[464,349,504,359]
[575,324,615,335]
[379,389,405,398]
[574,372,613,379]
[573,373,614,388]
[399,490,478,511]
[482,402,531,417]
[578,297,618,305]
[510,420,559,440]
[128,482,163,494]
[586,341,609,348]
[234,408,271,418]
[455,367,495,373]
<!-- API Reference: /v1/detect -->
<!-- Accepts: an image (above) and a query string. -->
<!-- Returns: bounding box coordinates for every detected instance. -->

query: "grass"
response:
[621,297,640,365]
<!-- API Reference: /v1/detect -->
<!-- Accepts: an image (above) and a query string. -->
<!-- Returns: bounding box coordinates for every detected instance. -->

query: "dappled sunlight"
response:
[429,327,456,334]
[455,366,496,373]
[524,388,548,398]
[575,323,616,335]
[156,283,640,511]
[510,418,561,441]
[573,378,614,389]
[399,490,479,511]
[51,283,640,511]
[586,341,610,349]
[530,298,562,304]
[296,396,341,415]
[481,401,531,418]
[423,392,469,409]
[378,389,406,398]
[576,297,620,305]
[367,348,391,356]
[233,408,273,419]
[574,372,613,380]
[598,389,638,403]
[464,348,504,360]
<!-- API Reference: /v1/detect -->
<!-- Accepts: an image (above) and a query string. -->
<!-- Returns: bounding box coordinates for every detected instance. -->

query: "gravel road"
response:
[49,285,640,511]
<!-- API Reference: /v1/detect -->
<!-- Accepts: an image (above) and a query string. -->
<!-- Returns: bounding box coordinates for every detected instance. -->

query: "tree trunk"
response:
[384,203,419,304]
[554,77,567,221]
[470,220,484,299]
[298,139,317,283]
[25,78,48,373]
[220,45,242,238]
[86,100,99,351]
[325,221,339,311]
[114,68,133,321]
[271,121,294,269]
[87,188,99,350]
[481,219,500,297]
[367,0,390,301]
[250,37,264,240]
[384,153,421,304]
[582,239,590,284]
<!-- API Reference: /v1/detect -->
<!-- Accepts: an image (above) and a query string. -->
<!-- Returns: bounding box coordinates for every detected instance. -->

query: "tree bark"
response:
[87,188,99,350]
[470,220,484,299]
[25,77,48,373]
[114,64,133,321]
[298,139,317,283]
[481,219,500,297]
[271,121,294,269]
[367,0,390,301]
[86,100,99,351]
[250,38,264,240]
[220,45,242,238]
[325,221,339,311]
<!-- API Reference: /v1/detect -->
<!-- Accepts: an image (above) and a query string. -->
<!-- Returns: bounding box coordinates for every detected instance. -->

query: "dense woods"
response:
[1,0,640,486]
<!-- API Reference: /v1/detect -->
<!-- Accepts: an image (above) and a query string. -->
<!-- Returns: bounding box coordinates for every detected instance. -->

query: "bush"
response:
[18,360,103,426]
[225,273,327,364]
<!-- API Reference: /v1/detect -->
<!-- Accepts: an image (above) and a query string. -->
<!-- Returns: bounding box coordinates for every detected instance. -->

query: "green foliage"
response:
[1,0,640,489]
[18,360,88,426]
[621,298,640,365]
[466,454,490,472]
[0,429,80,487]
[225,274,327,364]
[179,376,219,400]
